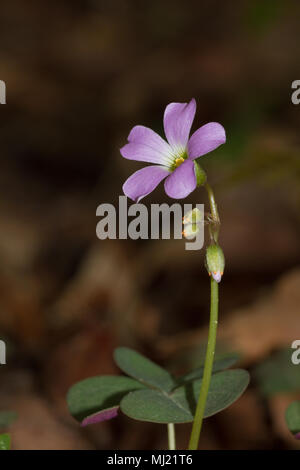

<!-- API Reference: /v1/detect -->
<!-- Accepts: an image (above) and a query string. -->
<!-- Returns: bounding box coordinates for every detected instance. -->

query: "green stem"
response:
[205,182,219,222]
[205,182,220,242]
[167,423,176,450]
[188,277,219,450]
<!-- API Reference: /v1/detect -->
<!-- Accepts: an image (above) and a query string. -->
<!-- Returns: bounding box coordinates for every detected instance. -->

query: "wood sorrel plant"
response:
[66,99,250,450]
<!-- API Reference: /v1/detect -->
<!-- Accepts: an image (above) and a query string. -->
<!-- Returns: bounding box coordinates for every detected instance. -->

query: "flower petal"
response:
[120,142,172,166]
[128,125,173,157]
[188,122,226,160]
[164,160,197,199]
[123,165,170,202]
[121,126,174,166]
[163,99,196,152]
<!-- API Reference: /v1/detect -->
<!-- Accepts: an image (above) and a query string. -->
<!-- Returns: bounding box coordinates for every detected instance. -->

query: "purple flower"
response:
[120,99,226,201]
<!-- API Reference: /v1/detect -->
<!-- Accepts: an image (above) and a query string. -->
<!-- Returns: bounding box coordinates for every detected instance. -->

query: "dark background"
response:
[0,0,300,449]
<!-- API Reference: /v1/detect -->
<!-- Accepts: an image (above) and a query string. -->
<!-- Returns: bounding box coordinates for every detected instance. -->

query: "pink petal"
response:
[123,165,170,202]
[120,142,172,166]
[164,160,197,199]
[128,125,173,157]
[188,122,226,160]
[120,126,173,166]
[163,99,196,152]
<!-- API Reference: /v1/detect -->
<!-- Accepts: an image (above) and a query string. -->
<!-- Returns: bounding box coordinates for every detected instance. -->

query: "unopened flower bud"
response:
[205,244,225,283]
[182,223,200,240]
[194,161,207,187]
[182,208,203,240]
[183,207,203,225]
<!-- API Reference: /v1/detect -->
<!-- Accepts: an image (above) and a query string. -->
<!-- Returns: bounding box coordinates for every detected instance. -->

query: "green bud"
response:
[194,161,207,187]
[205,244,225,283]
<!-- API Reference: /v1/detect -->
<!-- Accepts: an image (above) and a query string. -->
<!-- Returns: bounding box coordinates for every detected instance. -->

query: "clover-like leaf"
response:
[114,347,176,393]
[121,388,192,423]
[0,434,11,450]
[173,369,249,419]
[67,375,146,423]
[175,353,240,387]
[285,401,300,439]
[120,369,250,423]
[0,411,17,430]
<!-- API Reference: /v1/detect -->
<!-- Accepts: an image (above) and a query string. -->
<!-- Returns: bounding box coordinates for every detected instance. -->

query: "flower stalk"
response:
[188,277,219,450]
[167,423,176,450]
[204,182,220,242]
[188,183,223,450]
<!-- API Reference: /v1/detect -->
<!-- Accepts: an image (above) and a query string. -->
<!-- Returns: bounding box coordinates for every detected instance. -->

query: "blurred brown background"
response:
[0,0,300,449]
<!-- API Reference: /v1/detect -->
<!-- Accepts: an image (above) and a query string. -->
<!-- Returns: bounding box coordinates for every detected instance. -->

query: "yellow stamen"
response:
[175,157,185,168]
